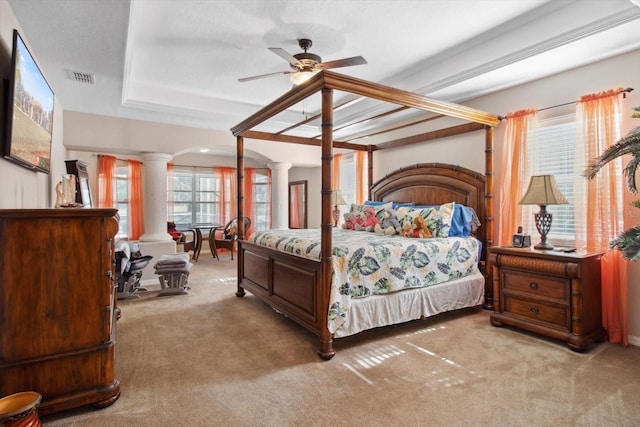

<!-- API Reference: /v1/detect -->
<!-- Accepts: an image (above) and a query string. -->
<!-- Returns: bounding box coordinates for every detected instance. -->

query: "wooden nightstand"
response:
[489,246,605,351]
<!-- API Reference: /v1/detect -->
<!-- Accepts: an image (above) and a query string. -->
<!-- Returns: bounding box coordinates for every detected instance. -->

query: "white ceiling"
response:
[7,0,640,154]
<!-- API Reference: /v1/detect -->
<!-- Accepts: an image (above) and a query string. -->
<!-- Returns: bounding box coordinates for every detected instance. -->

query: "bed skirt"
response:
[334,270,485,338]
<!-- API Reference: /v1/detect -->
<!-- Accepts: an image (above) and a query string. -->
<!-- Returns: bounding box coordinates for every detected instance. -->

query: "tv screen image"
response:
[3,29,54,174]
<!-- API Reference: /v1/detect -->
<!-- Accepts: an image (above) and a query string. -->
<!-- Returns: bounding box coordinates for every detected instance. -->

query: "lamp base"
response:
[332,205,340,228]
[534,206,553,250]
[534,241,554,250]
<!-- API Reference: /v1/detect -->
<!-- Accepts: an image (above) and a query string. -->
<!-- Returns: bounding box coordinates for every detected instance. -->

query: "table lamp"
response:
[331,190,347,227]
[518,175,568,250]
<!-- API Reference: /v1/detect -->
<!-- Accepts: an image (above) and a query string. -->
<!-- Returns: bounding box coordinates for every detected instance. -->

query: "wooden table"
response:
[192,224,222,261]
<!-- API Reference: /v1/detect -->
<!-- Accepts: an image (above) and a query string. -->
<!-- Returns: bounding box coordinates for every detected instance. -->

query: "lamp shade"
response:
[290,70,315,85]
[518,175,568,206]
[331,190,347,206]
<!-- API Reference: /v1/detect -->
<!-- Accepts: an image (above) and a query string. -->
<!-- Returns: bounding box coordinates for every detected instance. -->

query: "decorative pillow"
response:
[351,201,393,222]
[412,204,479,237]
[364,200,414,210]
[396,202,455,238]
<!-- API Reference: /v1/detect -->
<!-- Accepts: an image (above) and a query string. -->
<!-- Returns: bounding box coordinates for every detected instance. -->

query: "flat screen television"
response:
[2,29,54,174]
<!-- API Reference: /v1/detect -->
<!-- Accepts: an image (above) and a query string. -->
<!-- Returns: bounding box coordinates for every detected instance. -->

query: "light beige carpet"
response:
[42,255,640,426]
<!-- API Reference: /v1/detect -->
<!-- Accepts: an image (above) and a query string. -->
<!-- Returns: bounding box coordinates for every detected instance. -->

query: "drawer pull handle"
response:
[529,306,539,315]
[529,282,538,290]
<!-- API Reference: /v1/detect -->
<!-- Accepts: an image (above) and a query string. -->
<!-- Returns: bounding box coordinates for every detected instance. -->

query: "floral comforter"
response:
[248,228,480,333]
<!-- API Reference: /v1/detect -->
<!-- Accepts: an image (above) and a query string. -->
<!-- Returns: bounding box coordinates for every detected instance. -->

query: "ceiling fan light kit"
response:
[290,70,316,85]
[239,38,367,84]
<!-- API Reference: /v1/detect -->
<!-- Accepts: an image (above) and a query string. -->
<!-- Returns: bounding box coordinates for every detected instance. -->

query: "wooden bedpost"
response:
[483,125,494,310]
[236,135,246,298]
[319,87,336,360]
[367,145,374,199]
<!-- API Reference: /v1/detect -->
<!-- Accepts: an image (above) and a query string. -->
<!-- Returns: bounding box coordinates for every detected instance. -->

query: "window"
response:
[168,167,271,232]
[251,170,270,231]
[523,116,577,245]
[114,163,129,238]
[339,153,357,206]
[168,169,221,228]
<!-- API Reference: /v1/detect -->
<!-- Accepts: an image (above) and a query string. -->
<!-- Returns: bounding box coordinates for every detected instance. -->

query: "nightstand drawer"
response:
[504,296,568,329]
[503,269,569,300]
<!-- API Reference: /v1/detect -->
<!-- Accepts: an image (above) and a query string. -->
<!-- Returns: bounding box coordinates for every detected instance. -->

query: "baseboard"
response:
[628,334,640,347]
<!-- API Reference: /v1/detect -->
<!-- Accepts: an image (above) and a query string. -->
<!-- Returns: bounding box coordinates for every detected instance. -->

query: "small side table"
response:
[489,246,605,351]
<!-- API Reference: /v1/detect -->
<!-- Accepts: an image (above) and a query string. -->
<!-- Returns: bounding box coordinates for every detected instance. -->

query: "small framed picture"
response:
[512,234,531,248]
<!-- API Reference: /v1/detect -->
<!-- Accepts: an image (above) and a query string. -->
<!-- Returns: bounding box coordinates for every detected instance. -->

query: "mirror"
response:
[289,180,307,229]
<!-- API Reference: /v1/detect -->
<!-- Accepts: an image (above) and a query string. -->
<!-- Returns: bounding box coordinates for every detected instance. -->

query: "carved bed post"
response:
[367,145,374,199]
[483,125,494,310]
[236,135,246,298]
[319,87,336,360]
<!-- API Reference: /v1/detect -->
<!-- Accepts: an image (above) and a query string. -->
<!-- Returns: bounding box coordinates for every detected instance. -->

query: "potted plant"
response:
[585,106,640,260]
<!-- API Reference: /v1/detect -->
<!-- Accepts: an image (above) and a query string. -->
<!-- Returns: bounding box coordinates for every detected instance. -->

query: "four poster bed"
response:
[230,71,500,359]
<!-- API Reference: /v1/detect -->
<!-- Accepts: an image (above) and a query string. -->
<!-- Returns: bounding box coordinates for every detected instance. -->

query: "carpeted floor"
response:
[42,255,640,426]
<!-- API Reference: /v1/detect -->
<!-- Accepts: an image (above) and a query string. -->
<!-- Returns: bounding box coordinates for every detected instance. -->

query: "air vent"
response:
[67,70,95,84]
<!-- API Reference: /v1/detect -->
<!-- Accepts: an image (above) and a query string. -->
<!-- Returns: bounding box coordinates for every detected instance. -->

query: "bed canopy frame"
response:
[231,70,501,359]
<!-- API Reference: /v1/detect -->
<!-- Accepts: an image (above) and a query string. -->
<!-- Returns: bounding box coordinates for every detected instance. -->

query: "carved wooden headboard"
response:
[370,162,487,251]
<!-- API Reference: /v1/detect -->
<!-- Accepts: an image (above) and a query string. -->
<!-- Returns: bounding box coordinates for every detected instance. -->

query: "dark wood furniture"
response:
[0,208,120,415]
[210,217,251,261]
[231,71,500,359]
[489,246,605,351]
[239,163,491,359]
[65,159,93,207]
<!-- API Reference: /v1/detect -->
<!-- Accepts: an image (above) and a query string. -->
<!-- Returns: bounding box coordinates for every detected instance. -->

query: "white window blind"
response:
[524,117,578,246]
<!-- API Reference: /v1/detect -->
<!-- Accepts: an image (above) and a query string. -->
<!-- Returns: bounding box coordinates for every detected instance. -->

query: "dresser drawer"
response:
[504,296,569,329]
[502,269,569,300]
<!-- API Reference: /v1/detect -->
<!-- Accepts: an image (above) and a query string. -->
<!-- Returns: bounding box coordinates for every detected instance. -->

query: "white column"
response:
[268,162,292,230]
[139,153,173,241]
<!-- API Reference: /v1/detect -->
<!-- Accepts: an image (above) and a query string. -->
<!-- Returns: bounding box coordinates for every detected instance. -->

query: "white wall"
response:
[0,0,64,208]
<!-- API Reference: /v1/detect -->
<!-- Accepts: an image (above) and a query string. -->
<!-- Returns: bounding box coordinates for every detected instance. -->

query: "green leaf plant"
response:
[585,107,640,260]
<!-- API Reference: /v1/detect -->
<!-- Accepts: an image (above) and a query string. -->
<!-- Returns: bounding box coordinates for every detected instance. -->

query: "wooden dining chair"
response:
[209,217,251,260]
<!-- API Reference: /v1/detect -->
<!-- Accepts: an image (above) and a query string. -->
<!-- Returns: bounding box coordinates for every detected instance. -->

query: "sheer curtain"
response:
[97,154,116,208]
[244,168,255,236]
[498,109,538,245]
[128,160,143,240]
[576,88,627,344]
[215,167,236,225]
[333,153,342,192]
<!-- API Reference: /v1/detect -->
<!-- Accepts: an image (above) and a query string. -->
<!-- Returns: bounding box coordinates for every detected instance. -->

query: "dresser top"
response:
[489,245,603,261]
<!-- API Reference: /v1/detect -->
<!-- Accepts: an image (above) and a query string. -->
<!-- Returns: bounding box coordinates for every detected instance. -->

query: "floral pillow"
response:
[396,202,455,238]
[350,201,393,222]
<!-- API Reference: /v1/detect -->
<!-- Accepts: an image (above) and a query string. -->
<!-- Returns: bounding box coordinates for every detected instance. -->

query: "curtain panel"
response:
[576,88,627,345]
[498,109,538,246]
[97,154,116,208]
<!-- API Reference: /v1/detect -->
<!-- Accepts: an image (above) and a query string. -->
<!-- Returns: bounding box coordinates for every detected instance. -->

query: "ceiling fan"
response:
[238,38,367,85]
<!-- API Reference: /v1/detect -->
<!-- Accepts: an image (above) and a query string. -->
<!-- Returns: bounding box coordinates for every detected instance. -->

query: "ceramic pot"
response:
[0,392,42,427]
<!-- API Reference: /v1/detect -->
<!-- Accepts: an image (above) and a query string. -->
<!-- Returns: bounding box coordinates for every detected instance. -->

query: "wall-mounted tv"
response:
[3,29,54,174]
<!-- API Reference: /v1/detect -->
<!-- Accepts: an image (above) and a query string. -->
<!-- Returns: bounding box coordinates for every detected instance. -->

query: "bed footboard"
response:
[236,240,335,359]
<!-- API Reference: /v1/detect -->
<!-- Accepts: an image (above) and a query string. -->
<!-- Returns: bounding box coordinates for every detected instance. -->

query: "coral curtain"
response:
[97,154,116,208]
[355,151,366,204]
[498,109,538,245]
[576,88,627,344]
[215,167,237,225]
[128,160,143,240]
[332,153,342,192]
[243,168,255,236]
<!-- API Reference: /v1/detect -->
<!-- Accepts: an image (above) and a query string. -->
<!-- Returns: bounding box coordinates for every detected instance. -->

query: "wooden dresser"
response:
[0,209,120,415]
[489,246,605,351]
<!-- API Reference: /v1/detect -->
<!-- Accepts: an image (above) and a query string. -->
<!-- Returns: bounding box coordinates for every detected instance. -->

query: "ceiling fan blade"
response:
[238,70,293,82]
[317,56,367,70]
[268,47,300,67]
